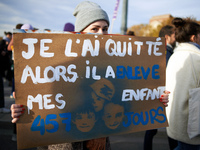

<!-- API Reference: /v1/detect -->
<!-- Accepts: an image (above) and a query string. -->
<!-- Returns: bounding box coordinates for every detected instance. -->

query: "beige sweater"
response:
[166,43,200,145]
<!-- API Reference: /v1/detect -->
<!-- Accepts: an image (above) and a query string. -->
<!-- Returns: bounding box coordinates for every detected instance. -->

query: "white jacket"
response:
[166,43,200,145]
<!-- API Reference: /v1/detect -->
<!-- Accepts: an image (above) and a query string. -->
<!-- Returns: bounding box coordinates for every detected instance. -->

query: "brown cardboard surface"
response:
[13,33,167,149]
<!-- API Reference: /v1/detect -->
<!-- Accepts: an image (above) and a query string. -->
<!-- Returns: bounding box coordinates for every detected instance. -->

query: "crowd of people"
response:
[0,31,13,113]
[1,0,200,150]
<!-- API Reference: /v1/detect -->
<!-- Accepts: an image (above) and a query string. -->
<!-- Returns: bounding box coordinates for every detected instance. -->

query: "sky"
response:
[0,0,200,37]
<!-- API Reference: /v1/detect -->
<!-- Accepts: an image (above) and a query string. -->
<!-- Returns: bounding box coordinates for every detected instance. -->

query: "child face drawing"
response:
[91,92,105,112]
[103,103,124,130]
[73,112,96,132]
[90,79,115,101]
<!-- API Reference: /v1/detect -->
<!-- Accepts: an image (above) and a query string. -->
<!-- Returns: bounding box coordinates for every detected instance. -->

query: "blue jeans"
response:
[174,141,200,150]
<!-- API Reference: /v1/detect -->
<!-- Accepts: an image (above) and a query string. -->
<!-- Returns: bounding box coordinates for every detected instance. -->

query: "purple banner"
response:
[112,0,120,20]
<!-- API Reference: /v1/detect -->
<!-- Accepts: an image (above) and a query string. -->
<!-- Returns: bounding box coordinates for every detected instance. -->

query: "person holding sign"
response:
[11,1,169,150]
[143,24,176,150]
[166,17,200,150]
[11,1,111,150]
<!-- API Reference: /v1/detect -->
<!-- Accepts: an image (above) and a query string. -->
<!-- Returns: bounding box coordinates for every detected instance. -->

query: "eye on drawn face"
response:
[91,92,105,112]
[73,112,96,132]
[82,20,108,34]
[103,103,124,130]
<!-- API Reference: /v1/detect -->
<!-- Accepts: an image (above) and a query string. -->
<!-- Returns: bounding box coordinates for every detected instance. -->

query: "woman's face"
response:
[82,20,108,34]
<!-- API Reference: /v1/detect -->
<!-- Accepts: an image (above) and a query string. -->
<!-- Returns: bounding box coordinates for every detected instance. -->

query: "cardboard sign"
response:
[13,33,167,149]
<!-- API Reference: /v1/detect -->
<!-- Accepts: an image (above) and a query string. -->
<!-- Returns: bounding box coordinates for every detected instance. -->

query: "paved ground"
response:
[0,79,170,150]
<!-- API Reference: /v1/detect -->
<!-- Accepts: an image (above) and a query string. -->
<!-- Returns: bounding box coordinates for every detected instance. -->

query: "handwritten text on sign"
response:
[13,33,167,149]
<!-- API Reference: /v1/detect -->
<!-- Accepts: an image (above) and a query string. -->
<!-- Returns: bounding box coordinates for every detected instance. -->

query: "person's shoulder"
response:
[177,43,199,50]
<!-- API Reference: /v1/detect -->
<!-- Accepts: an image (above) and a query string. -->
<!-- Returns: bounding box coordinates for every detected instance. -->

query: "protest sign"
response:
[13,32,167,149]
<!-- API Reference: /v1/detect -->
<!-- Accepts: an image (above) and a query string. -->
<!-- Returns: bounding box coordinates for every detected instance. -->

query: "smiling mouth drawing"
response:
[109,122,119,127]
[80,125,90,128]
